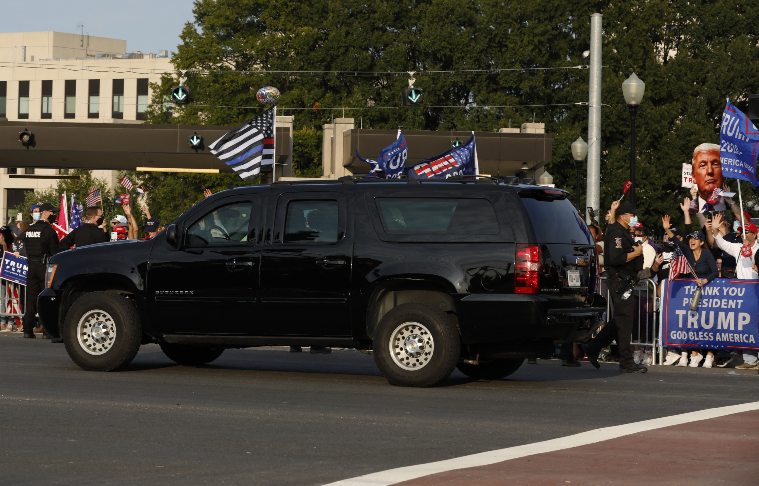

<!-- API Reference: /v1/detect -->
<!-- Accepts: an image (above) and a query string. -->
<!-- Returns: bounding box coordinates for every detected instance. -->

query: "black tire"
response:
[63,292,142,371]
[160,344,224,366]
[456,359,524,380]
[373,303,460,387]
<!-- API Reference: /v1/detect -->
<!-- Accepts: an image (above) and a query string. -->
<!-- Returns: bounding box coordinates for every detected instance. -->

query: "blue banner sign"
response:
[720,99,759,186]
[0,252,28,285]
[662,278,759,350]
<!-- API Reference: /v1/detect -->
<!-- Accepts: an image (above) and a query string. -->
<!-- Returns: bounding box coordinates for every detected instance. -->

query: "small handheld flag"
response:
[120,174,134,191]
[618,181,633,201]
[86,188,102,207]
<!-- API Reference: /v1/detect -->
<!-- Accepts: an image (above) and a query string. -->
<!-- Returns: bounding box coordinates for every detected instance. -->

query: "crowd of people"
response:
[583,143,759,372]
[0,192,163,336]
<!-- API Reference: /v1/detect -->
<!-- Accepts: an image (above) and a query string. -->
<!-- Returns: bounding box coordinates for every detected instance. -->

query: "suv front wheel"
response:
[63,292,142,371]
[373,303,460,387]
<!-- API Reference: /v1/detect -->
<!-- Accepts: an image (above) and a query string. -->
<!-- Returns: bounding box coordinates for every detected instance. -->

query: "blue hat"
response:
[688,230,705,240]
[31,204,41,212]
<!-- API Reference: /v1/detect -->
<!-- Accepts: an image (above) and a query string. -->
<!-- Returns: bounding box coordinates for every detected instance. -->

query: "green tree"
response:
[143,0,759,236]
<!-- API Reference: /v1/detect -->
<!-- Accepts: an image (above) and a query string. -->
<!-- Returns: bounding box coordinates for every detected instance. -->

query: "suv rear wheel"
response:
[63,292,142,371]
[160,344,224,366]
[373,303,460,387]
[456,359,524,380]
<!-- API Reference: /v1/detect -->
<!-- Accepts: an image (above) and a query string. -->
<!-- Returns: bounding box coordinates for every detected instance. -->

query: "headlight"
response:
[45,264,58,289]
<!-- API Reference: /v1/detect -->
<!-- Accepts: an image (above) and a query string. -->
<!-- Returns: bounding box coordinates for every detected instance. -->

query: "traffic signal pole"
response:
[586,13,602,224]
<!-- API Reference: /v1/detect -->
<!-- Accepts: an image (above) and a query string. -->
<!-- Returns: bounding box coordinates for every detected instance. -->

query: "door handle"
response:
[316,258,346,266]
[226,259,256,271]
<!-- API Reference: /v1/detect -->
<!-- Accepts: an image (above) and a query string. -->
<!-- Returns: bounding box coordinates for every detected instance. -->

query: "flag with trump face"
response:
[208,106,275,181]
[405,133,476,180]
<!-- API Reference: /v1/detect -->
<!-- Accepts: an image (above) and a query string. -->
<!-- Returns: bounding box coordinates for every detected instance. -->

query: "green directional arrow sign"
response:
[171,86,190,105]
[189,133,202,148]
[408,89,422,103]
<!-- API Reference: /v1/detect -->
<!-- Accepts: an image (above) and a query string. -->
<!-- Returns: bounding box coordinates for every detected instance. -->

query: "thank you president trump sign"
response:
[0,252,28,285]
[663,278,759,351]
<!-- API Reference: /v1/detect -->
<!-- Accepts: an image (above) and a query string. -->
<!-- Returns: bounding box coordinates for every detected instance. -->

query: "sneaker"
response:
[643,351,653,366]
[581,344,600,369]
[633,350,642,364]
[689,354,704,367]
[716,358,733,368]
[734,362,759,370]
[663,352,681,366]
[33,326,43,334]
[677,352,689,367]
[703,355,714,369]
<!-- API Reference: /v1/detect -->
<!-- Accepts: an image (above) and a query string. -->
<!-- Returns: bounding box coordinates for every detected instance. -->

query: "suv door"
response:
[148,194,263,335]
[259,189,352,336]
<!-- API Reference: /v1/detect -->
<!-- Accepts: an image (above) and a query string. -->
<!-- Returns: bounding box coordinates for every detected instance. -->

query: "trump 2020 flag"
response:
[356,130,408,179]
[720,99,759,186]
[208,106,275,181]
[405,133,476,179]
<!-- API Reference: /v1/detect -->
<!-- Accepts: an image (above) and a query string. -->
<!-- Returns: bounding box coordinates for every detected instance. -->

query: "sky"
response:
[0,0,197,54]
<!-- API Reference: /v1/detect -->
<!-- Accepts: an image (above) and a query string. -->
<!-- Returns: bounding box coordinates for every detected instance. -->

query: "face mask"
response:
[32,213,40,222]
[628,216,638,227]
[96,216,104,226]
[634,237,643,243]
[47,213,57,223]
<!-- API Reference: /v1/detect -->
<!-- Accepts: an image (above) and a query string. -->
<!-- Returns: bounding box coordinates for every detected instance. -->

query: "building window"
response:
[7,168,17,175]
[88,79,100,119]
[112,79,124,119]
[18,81,29,119]
[0,81,6,118]
[136,78,148,120]
[58,169,70,175]
[24,168,35,175]
[6,188,34,219]
[41,80,53,119]
[64,80,76,119]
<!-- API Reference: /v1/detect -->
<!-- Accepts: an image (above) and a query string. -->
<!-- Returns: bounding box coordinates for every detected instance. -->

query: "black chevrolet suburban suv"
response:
[39,178,605,387]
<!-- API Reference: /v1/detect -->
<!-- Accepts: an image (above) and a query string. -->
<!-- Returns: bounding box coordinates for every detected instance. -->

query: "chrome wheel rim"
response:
[389,322,434,371]
[77,309,117,356]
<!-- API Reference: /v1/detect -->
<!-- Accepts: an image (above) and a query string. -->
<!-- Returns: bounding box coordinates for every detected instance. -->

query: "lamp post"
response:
[571,137,588,211]
[622,73,646,207]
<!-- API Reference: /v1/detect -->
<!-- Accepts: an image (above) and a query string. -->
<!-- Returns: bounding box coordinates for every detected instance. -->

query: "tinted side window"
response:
[186,201,253,247]
[376,198,499,235]
[520,197,591,244]
[284,200,339,244]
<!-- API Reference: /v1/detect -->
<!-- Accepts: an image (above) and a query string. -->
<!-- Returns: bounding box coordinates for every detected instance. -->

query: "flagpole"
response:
[472,131,479,175]
[738,180,746,232]
[272,104,277,183]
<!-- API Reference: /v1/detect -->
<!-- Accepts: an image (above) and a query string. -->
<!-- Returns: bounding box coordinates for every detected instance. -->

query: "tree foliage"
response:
[145,0,759,235]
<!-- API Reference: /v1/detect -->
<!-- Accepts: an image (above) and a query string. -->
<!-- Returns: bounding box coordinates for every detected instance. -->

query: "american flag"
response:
[669,246,691,281]
[406,133,476,179]
[70,194,83,231]
[120,174,134,191]
[208,106,275,181]
[86,188,102,207]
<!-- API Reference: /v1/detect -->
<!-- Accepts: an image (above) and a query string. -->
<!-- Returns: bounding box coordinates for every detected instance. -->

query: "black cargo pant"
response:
[22,262,46,334]
[586,276,635,368]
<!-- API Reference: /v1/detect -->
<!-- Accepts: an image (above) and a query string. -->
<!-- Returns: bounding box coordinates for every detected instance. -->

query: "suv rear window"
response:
[376,198,499,235]
[520,197,592,244]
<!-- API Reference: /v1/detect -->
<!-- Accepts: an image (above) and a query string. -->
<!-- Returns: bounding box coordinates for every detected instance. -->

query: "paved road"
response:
[2,331,758,486]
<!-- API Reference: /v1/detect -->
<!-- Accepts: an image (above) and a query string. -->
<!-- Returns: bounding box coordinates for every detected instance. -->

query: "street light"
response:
[622,73,645,206]
[571,137,588,211]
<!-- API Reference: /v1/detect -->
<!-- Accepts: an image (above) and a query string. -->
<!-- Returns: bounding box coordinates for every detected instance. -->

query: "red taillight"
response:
[515,244,541,294]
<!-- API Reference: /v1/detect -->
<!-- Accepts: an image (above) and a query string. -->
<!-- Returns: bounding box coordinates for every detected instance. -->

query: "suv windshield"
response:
[520,197,592,244]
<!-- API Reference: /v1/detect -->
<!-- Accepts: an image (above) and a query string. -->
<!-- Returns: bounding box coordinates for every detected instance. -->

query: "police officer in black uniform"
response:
[583,202,647,373]
[58,207,109,250]
[22,202,60,339]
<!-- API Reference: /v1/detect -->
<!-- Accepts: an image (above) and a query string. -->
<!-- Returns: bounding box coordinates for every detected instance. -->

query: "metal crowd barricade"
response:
[598,276,661,364]
[0,277,26,323]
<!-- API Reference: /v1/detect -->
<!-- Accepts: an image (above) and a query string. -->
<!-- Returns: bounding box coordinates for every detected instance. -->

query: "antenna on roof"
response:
[77,23,84,47]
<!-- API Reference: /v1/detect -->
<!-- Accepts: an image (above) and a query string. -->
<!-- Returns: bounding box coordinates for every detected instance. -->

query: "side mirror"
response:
[165,224,179,249]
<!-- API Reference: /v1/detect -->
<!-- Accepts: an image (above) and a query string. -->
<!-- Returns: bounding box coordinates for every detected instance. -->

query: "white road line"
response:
[325,401,759,486]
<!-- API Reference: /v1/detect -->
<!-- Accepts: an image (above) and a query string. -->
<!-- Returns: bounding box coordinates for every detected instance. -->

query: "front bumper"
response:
[38,288,62,338]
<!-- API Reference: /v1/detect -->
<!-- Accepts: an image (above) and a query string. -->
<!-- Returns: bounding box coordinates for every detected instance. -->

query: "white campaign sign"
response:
[682,163,693,188]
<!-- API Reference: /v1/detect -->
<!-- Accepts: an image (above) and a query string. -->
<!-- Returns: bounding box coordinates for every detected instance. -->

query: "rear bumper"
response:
[455,293,606,344]
[38,288,62,338]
